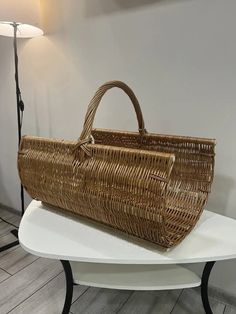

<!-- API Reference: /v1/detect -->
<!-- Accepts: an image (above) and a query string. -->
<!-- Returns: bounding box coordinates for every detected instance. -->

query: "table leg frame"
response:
[60,260,74,314]
[201,261,216,314]
[60,259,216,314]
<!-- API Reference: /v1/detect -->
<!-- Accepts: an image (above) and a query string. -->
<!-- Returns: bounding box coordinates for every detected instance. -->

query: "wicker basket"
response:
[18,81,216,248]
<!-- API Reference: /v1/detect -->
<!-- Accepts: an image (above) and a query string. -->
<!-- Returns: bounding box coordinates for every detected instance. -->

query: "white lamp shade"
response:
[0,0,43,38]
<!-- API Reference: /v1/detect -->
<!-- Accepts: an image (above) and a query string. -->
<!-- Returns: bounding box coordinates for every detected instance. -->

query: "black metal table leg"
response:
[0,229,19,253]
[201,261,216,314]
[60,260,74,314]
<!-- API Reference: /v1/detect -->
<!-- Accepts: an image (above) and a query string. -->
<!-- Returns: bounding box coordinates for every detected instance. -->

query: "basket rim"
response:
[92,128,216,145]
[21,128,216,148]
[20,135,176,161]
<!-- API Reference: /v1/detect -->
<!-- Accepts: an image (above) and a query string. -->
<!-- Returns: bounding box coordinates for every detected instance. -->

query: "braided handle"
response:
[79,81,147,143]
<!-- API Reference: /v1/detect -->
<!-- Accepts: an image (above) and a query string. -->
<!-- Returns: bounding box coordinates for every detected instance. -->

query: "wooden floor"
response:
[0,206,235,314]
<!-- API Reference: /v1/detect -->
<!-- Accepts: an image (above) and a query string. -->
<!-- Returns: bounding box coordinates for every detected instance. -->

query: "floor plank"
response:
[9,272,88,314]
[0,207,21,227]
[0,268,10,283]
[7,215,21,227]
[224,305,236,314]
[0,257,62,313]
[172,288,226,314]
[118,289,181,314]
[0,221,15,237]
[0,246,38,275]
[71,287,132,314]
[1,215,21,228]
[209,286,236,309]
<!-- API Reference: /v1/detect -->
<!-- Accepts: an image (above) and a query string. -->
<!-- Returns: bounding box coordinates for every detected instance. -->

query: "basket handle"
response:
[79,81,147,148]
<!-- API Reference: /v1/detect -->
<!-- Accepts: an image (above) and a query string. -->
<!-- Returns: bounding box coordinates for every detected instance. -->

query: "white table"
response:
[19,201,236,314]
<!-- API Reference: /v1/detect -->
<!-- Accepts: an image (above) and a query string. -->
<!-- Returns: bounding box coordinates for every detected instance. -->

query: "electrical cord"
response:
[0,216,19,229]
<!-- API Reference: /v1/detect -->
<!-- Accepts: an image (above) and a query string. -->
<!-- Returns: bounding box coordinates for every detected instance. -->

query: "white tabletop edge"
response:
[19,200,236,265]
[18,238,236,264]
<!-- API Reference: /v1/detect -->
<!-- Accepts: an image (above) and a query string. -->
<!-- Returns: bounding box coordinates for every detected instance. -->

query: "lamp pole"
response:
[0,22,26,252]
[12,22,25,216]
[0,0,43,252]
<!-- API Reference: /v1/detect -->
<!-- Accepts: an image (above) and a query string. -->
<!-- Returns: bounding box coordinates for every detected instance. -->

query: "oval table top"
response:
[19,200,236,265]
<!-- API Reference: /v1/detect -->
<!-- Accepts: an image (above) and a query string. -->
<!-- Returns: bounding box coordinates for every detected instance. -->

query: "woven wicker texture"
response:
[18,81,216,248]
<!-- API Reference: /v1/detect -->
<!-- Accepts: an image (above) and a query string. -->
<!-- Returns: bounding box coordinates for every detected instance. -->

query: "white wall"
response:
[0,0,236,297]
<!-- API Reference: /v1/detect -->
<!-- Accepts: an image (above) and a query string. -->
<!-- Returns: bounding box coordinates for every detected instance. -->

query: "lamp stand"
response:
[13,22,25,216]
[0,23,25,252]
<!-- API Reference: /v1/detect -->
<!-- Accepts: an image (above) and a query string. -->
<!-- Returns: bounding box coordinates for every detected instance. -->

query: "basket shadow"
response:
[40,202,169,255]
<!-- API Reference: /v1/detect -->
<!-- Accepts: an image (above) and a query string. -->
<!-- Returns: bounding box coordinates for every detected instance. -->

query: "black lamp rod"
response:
[12,22,25,216]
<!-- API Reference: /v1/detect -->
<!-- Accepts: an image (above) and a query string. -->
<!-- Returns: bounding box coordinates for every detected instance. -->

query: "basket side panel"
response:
[92,129,215,247]
[18,136,175,247]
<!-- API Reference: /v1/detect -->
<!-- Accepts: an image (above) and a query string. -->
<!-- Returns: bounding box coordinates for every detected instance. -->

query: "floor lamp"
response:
[0,0,43,252]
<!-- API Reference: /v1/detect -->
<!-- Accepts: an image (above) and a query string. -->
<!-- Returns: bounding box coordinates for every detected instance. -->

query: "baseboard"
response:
[0,202,21,216]
[209,285,236,307]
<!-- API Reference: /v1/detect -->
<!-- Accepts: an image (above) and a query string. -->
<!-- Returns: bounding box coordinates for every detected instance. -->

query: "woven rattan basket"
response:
[18,81,216,248]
